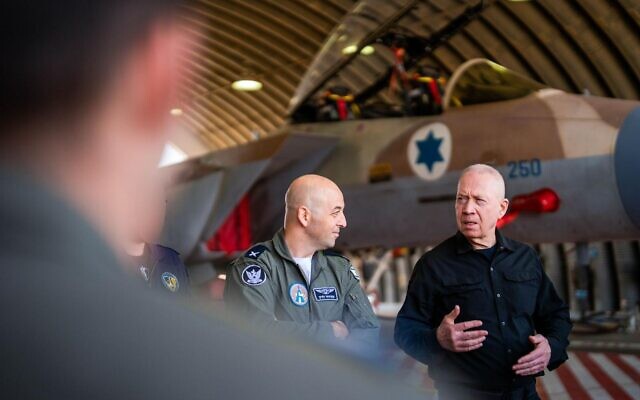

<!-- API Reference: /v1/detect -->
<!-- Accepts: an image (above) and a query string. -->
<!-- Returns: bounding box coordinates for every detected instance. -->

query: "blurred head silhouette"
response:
[0,1,192,256]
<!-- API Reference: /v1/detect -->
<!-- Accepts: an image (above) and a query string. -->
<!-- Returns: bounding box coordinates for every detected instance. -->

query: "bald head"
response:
[285,175,340,217]
[283,175,347,253]
[459,164,506,199]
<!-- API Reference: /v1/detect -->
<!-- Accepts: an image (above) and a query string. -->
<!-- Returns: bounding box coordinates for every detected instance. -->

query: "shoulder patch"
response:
[245,245,268,260]
[241,265,266,286]
[161,271,180,292]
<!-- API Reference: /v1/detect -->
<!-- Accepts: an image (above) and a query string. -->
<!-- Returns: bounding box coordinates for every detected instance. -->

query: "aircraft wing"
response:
[160,133,339,260]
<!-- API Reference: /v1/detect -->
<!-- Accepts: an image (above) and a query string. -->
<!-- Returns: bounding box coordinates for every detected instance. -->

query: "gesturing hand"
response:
[436,305,488,352]
[512,334,551,376]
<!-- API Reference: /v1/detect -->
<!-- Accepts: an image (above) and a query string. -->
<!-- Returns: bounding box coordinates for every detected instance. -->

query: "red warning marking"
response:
[575,351,632,400]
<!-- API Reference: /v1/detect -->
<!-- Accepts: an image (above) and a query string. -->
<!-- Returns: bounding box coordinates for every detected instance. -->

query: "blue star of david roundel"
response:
[406,122,452,181]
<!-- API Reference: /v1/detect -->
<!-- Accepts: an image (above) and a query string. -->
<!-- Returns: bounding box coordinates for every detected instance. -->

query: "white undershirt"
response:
[292,256,313,284]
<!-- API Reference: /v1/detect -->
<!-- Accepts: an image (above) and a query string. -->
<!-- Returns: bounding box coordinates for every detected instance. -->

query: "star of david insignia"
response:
[415,130,444,172]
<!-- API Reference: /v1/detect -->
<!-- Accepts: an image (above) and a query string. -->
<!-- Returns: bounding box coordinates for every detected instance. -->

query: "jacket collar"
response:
[455,229,514,254]
[272,228,295,262]
[272,228,327,278]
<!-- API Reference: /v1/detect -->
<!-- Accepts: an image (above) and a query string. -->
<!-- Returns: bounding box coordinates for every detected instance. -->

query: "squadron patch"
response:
[289,283,309,306]
[161,272,179,292]
[245,245,267,260]
[242,265,266,286]
[313,287,338,302]
[349,266,361,281]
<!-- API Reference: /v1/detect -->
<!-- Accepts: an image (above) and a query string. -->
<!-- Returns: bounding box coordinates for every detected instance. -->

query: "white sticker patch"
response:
[349,266,360,281]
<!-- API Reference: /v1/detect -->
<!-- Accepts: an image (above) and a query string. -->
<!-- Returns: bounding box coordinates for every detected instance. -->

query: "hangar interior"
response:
[170,0,640,153]
[160,1,640,397]
[168,0,640,323]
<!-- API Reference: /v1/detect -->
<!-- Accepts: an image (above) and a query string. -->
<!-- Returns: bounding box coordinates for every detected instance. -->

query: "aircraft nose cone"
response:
[614,107,640,229]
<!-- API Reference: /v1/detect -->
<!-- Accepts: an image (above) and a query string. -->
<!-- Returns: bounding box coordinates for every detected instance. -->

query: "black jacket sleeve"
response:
[394,258,444,365]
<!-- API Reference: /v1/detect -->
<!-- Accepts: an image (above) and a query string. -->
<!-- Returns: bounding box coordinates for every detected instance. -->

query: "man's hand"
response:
[512,334,551,376]
[331,321,349,339]
[436,305,488,352]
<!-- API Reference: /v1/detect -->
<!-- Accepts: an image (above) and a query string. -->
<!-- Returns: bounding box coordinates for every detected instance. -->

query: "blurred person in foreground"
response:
[394,164,571,400]
[0,2,428,399]
[225,174,380,353]
[124,178,190,296]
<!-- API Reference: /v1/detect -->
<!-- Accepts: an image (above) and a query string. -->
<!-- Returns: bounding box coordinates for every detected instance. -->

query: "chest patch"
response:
[312,287,338,302]
[161,272,179,292]
[289,283,308,306]
[242,265,266,286]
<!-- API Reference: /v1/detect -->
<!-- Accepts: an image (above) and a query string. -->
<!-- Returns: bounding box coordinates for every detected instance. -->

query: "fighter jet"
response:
[161,0,640,264]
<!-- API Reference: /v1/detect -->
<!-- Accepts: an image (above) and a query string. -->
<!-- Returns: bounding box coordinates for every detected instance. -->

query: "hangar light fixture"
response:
[342,45,358,55]
[170,108,183,116]
[231,79,263,91]
[360,45,375,55]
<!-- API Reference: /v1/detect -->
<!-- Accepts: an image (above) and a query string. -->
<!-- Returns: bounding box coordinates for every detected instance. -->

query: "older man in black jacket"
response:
[395,164,571,400]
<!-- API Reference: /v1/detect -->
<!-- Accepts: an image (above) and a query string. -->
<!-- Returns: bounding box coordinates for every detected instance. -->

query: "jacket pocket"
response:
[440,274,485,318]
[503,268,539,314]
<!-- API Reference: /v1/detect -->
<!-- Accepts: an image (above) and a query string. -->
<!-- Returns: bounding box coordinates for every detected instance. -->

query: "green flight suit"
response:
[224,229,380,349]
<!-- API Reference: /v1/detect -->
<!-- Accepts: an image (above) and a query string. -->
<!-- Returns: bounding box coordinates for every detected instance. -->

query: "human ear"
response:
[499,199,509,218]
[297,206,311,227]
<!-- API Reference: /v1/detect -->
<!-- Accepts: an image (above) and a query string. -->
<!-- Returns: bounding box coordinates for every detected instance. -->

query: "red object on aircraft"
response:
[497,188,560,229]
[496,211,519,229]
[207,195,252,254]
[337,98,348,120]
[511,188,560,213]
[427,79,442,105]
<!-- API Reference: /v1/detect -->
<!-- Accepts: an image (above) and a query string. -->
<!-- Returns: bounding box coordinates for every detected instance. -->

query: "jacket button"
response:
[501,321,506,326]
[496,293,501,298]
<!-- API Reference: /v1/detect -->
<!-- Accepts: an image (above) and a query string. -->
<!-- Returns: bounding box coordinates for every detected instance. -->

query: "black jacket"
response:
[394,231,571,390]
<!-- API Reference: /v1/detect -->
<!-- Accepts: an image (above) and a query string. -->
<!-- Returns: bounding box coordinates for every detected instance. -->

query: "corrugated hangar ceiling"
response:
[174,0,640,154]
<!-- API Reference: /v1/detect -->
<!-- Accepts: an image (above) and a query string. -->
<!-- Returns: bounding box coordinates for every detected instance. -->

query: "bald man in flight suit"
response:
[225,174,380,350]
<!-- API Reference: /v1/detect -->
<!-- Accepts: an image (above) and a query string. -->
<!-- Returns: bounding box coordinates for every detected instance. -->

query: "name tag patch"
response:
[313,287,338,302]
